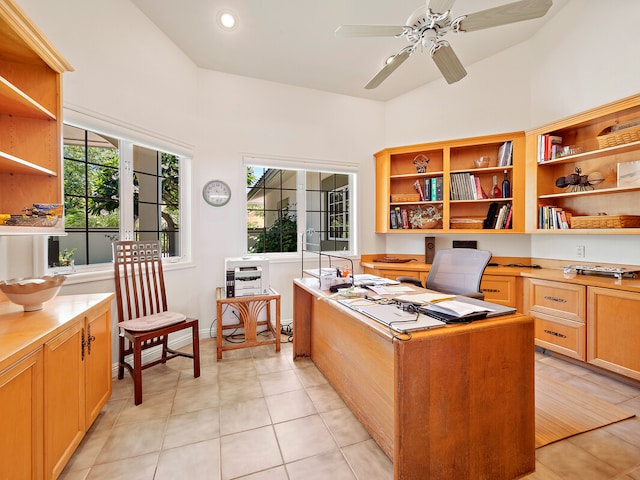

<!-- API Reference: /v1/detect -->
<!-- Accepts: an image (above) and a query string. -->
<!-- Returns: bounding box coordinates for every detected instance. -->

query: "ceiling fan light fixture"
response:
[217,10,238,31]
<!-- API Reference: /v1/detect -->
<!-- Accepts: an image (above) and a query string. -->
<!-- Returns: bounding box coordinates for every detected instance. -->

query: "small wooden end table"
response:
[215,287,281,360]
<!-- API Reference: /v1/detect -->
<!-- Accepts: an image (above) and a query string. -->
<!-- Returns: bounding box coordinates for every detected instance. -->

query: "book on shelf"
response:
[423,178,431,200]
[430,177,443,201]
[390,209,399,229]
[435,177,443,201]
[474,176,487,199]
[413,179,425,201]
[498,141,513,167]
[469,175,478,200]
[400,207,409,229]
[484,202,499,229]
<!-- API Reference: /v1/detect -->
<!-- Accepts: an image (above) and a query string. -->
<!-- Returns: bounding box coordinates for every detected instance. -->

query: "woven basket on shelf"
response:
[390,193,421,203]
[597,126,640,149]
[450,217,485,229]
[570,215,640,229]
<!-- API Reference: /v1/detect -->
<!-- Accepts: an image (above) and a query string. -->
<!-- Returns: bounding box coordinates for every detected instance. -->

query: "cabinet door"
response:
[44,322,84,480]
[588,287,640,381]
[0,349,43,480]
[85,307,113,426]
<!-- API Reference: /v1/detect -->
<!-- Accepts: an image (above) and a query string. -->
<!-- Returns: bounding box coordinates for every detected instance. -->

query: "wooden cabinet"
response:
[525,94,640,233]
[44,300,112,479]
[375,131,525,233]
[0,294,113,480]
[527,278,586,361]
[587,286,640,381]
[44,322,84,479]
[0,349,43,480]
[0,0,72,235]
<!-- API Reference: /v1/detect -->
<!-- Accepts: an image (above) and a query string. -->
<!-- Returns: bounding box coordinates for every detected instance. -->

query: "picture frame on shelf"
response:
[617,160,640,188]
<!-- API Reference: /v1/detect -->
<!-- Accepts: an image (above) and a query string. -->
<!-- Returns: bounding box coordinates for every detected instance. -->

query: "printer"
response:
[224,256,270,297]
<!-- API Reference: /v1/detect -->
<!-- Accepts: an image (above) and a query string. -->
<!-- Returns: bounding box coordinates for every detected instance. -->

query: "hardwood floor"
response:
[59,337,640,479]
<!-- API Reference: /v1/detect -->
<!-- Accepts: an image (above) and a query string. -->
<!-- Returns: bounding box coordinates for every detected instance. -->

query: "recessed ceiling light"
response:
[217,10,238,30]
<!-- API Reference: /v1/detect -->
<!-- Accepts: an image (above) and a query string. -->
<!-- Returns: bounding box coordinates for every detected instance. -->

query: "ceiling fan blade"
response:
[365,49,412,89]
[431,43,467,84]
[458,0,553,32]
[335,25,406,37]
[428,0,456,15]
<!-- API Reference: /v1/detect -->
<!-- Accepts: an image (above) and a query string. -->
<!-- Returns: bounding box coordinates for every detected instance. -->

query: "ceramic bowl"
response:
[0,275,66,311]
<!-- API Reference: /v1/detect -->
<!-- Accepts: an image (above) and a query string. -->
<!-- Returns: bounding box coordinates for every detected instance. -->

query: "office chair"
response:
[397,248,492,300]
[113,240,200,405]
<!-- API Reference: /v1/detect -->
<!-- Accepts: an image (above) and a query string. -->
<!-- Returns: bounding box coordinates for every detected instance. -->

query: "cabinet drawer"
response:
[528,278,585,322]
[481,275,517,307]
[533,311,586,361]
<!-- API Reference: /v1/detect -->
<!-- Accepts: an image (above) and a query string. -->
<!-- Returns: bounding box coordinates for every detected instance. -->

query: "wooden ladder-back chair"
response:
[113,240,200,405]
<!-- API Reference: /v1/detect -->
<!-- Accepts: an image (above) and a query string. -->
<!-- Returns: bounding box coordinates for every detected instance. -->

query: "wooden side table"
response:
[215,287,281,360]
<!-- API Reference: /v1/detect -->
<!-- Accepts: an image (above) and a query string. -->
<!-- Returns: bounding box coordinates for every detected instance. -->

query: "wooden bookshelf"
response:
[375,132,525,233]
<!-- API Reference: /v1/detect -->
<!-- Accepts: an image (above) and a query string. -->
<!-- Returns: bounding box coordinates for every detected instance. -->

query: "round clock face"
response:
[203,180,231,207]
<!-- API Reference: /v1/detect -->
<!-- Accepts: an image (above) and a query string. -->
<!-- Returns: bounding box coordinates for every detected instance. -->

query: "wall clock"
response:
[202,179,231,207]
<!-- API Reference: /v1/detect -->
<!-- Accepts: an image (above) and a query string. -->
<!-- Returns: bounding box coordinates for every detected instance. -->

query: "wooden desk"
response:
[216,288,281,360]
[293,278,535,480]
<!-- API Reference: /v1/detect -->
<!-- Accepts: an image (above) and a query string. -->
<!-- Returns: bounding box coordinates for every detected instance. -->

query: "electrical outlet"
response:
[576,245,586,258]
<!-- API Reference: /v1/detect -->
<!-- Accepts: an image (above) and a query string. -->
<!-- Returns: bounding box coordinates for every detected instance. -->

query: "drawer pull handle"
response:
[544,295,567,303]
[544,329,567,339]
[483,288,500,293]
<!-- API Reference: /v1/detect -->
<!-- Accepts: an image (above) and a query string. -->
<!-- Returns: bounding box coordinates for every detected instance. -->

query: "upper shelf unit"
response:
[0,0,72,235]
[375,131,525,233]
[525,93,640,234]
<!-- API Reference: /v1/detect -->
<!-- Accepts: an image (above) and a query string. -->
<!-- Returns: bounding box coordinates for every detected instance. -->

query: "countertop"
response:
[360,254,640,292]
[0,293,114,371]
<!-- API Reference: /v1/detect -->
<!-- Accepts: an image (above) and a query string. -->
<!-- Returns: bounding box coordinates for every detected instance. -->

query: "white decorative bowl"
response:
[0,275,66,311]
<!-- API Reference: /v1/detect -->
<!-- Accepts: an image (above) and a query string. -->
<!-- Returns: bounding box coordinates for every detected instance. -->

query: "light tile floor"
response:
[60,337,640,480]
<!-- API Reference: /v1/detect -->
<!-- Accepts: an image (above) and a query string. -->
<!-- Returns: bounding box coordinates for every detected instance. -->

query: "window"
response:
[48,125,185,268]
[246,164,354,254]
[328,185,349,241]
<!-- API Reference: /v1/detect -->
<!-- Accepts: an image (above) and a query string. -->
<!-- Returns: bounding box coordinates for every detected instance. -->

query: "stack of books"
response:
[537,134,564,162]
[450,173,487,200]
[484,203,513,229]
[538,205,571,229]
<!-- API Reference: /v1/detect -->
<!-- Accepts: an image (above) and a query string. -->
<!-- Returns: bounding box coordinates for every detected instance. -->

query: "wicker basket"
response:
[597,125,640,149]
[570,215,640,229]
[450,217,485,229]
[390,193,421,203]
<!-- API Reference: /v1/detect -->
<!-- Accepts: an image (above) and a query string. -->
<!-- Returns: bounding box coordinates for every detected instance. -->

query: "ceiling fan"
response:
[335,0,553,88]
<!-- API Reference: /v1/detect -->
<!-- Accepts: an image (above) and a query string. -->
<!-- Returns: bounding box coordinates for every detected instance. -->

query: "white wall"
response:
[193,70,384,326]
[12,0,385,334]
[6,0,640,342]
[381,0,640,264]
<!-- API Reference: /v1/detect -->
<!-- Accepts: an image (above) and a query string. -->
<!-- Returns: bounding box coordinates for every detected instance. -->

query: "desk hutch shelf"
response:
[0,0,72,235]
[525,93,640,234]
[375,131,526,234]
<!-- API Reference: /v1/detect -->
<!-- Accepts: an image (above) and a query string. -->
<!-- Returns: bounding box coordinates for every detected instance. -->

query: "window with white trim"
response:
[48,124,187,269]
[246,161,355,255]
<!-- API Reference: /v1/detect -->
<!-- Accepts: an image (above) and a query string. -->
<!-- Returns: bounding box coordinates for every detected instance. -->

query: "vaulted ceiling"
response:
[131,0,568,101]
